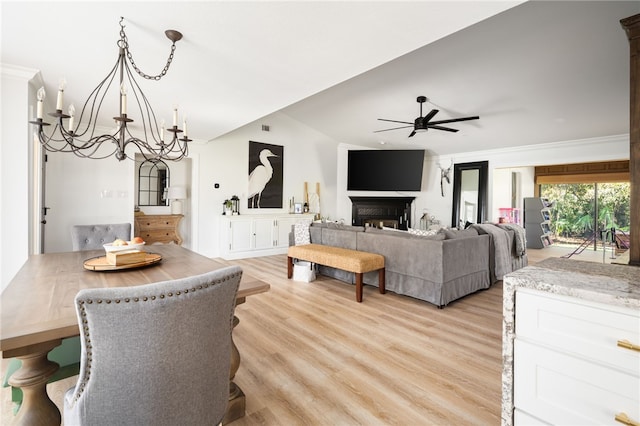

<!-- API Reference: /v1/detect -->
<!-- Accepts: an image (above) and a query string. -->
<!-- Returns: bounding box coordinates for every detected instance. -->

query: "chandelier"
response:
[29,17,190,161]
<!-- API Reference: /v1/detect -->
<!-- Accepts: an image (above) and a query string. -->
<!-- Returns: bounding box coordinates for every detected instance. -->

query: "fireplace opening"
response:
[349,196,415,230]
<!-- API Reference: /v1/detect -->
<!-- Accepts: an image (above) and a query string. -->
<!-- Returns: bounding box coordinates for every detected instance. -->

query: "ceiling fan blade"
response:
[421,109,439,124]
[428,125,459,132]
[373,125,414,133]
[428,115,480,125]
[377,118,414,125]
[408,130,416,138]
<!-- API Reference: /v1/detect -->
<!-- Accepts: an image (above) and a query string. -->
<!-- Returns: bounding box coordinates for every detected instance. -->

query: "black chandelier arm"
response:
[72,135,119,160]
[71,56,121,139]
[35,125,118,160]
[124,62,162,144]
[120,134,188,162]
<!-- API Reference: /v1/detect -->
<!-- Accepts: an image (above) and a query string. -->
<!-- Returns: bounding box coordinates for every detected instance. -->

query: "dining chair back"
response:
[63,266,242,426]
[71,223,132,251]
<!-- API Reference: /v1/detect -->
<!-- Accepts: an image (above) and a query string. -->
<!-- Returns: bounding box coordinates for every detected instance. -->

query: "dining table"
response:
[0,244,270,426]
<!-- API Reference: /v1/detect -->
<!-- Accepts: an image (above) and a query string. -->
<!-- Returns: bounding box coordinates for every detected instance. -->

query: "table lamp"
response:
[167,186,187,215]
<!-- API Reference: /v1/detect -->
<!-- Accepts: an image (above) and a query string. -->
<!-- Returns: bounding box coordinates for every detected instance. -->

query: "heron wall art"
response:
[247,141,283,209]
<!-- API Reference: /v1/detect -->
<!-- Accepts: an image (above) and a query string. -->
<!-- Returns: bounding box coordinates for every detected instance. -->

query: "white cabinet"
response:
[513,289,640,425]
[274,216,303,248]
[220,214,313,259]
[228,218,253,252]
[253,218,274,250]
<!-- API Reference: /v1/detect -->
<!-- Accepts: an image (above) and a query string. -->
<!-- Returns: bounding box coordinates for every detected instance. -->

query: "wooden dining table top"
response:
[0,244,270,356]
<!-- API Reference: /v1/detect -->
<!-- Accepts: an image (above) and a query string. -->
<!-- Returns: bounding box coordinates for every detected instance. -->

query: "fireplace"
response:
[349,196,415,230]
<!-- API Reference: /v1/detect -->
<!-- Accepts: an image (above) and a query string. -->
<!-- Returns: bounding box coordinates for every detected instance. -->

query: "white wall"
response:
[188,111,339,258]
[44,148,133,253]
[493,166,535,222]
[1,65,39,292]
[31,130,196,254]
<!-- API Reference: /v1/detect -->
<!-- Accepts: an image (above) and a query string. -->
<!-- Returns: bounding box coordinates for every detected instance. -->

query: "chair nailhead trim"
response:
[71,270,242,403]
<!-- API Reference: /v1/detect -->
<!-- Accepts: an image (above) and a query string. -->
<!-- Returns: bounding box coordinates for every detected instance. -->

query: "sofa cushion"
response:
[321,227,360,249]
[442,228,479,239]
[365,226,410,237]
[364,226,404,234]
[309,224,323,244]
[326,223,365,232]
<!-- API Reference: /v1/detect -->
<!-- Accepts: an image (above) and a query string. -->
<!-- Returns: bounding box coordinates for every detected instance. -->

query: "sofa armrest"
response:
[441,234,490,281]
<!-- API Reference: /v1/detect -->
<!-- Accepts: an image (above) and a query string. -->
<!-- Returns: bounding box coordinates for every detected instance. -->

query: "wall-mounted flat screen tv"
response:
[347,149,425,191]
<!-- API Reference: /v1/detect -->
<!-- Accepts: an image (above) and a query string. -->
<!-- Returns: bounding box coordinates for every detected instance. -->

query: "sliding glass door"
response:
[540,182,630,249]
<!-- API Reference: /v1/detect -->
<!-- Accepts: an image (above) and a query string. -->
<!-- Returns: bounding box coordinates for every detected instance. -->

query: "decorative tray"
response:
[83,253,162,272]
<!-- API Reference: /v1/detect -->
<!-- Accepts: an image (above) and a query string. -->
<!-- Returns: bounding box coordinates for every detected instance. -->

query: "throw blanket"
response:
[471,224,512,281]
[497,223,527,257]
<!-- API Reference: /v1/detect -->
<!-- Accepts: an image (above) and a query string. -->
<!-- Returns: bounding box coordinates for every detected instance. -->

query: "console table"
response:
[134,213,183,245]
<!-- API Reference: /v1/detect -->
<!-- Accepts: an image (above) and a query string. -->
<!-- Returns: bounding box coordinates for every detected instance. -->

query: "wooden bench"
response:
[287,244,385,302]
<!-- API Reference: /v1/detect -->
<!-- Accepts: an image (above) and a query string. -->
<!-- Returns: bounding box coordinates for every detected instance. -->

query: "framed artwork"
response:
[294,203,303,214]
[247,141,283,209]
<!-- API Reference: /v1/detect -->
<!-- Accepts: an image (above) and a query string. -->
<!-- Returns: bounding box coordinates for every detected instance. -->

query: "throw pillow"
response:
[294,222,311,245]
[408,228,438,237]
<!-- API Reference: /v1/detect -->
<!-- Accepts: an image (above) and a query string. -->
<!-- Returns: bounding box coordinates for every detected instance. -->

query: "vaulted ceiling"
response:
[2,1,638,156]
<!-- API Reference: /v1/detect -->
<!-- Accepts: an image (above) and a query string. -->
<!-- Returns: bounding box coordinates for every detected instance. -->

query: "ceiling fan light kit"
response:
[376,96,480,138]
[29,17,190,161]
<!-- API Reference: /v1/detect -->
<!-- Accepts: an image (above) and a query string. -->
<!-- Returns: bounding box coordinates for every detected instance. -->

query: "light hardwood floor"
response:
[1,246,616,425]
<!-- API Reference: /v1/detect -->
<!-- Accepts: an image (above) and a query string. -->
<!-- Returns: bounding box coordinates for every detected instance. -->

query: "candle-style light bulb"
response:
[183,115,188,137]
[120,84,127,115]
[36,87,46,119]
[173,106,178,127]
[160,119,165,143]
[56,78,66,111]
[68,104,76,132]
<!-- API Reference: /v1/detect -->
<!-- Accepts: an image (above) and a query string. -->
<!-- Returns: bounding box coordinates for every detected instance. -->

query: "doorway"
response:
[534,160,630,257]
[539,182,630,253]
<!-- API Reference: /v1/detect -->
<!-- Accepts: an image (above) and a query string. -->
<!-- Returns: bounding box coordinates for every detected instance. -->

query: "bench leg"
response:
[379,268,385,294]
[287,256,294,278]
[355,273,363,303]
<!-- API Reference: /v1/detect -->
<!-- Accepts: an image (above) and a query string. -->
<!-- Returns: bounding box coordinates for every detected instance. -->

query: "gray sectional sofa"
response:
[295,222,527,308]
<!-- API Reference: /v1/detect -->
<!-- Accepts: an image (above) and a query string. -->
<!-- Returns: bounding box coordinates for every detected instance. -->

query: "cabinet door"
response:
[275,217,296,247]
[253,218,274,250]
[514,339,639,425]
[229,220,253,252]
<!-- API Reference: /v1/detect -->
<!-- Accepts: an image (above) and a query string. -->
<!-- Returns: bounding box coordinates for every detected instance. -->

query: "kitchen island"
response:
[502,257,639,425]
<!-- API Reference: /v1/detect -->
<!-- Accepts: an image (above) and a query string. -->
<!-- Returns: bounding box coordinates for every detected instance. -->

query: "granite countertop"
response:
[504,257,640,309]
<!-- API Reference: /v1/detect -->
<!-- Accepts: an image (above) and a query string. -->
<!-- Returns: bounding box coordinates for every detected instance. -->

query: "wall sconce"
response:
[167,186,187,215]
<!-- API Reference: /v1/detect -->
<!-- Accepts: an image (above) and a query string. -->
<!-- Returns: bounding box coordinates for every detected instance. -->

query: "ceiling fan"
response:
[375,96,479,137]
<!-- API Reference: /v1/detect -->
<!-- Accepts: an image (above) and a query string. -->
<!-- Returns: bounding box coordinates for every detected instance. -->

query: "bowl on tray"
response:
[103,241,146,253]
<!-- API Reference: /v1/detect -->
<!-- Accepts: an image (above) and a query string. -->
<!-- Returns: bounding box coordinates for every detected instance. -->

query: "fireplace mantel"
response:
[349,196,415,230]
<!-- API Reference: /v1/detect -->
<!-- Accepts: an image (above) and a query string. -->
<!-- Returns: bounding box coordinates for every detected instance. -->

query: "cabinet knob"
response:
[615,412,639,426]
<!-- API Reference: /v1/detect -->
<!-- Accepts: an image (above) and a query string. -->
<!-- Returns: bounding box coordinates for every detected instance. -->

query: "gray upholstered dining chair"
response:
[63,266,242,426]
[71,223,132,251]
